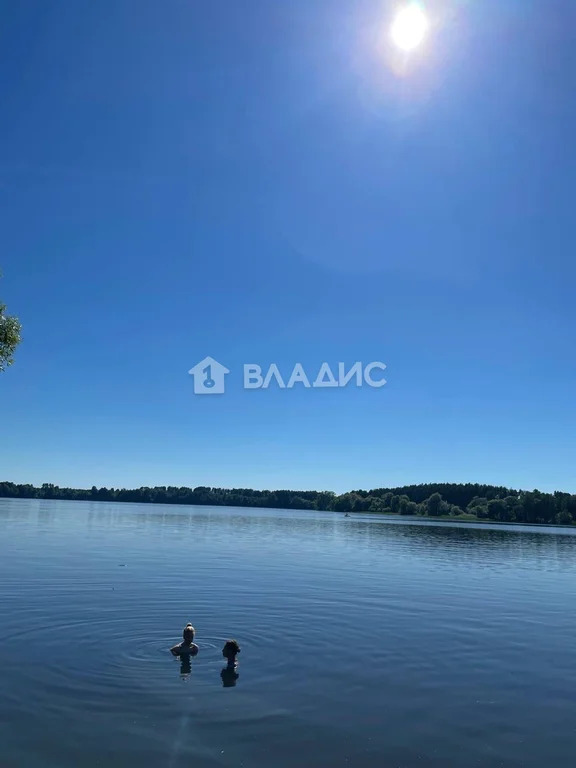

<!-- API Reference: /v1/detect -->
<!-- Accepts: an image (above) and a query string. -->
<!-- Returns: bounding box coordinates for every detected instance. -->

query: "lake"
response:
[1,499,576,767]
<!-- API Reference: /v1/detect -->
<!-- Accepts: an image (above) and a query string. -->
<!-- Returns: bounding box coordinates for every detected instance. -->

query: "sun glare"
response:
[390,3,429,52]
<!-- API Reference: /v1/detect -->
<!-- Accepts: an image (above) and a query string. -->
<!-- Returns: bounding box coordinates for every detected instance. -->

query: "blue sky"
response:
[1,0,575,494]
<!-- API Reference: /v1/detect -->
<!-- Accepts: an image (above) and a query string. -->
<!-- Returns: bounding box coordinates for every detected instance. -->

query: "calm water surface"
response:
[2,499,576,768]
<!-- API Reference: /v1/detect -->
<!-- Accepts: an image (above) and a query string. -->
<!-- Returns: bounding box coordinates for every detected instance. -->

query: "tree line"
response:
[0,271,21,372]
[1,481,575,526]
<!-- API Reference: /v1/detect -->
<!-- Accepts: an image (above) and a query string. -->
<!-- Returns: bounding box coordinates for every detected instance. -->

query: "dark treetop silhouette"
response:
[1,481,575,526]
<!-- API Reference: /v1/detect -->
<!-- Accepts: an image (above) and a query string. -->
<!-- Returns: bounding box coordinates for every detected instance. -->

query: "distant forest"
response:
[1,481,575,526]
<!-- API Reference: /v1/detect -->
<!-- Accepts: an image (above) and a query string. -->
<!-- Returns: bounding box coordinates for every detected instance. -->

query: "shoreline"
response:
[2,496,575,531]
[351,511,575,530]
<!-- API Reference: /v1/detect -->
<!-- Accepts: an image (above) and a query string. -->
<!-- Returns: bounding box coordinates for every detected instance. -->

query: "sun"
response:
[390,3,429,52]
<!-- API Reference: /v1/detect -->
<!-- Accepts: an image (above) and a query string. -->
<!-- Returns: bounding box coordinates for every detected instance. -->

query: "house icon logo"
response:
[188,356,230,395]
